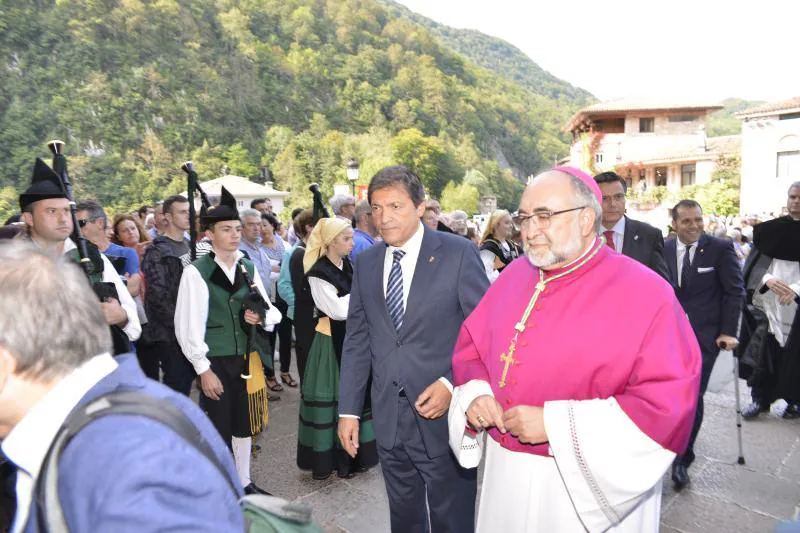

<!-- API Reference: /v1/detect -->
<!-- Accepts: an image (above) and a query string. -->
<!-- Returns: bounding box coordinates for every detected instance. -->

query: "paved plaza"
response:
[249,358,800,533]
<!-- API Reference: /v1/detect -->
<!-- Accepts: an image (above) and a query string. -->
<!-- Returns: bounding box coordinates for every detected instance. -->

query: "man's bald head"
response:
[518,170,601,270]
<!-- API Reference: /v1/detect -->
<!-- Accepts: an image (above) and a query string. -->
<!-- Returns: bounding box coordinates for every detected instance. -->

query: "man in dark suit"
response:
[338,166,489,533]
[664,199,744,490]
[594,171,669,280]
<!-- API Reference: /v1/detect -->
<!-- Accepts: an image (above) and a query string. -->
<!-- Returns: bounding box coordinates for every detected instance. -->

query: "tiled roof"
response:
[737,97,800,118]
[564,97,724,132]
[706,135,741,155]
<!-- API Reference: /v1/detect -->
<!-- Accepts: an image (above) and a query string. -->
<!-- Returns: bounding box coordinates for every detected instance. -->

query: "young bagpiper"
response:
[175,186,281,495]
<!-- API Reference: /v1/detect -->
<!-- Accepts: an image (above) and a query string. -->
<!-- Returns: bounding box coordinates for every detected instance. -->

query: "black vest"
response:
[480,238,522,271]
[306,256,352,362]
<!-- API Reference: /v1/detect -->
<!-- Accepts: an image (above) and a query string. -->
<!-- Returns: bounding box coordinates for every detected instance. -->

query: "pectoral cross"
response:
[498,345,517,388]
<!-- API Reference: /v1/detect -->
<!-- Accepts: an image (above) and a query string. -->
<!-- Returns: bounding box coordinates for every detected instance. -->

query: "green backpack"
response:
[35,391,323,533]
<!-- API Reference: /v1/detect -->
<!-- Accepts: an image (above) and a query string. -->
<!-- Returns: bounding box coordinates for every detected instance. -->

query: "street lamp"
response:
[346,157,360,197]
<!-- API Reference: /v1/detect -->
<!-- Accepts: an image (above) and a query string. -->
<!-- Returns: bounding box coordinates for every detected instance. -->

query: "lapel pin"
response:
[429,256,435,263]
[634,235,639,241]
[700,249,704,254]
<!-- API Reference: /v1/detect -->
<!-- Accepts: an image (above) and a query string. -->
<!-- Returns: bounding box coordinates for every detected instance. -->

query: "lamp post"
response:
[346,157,360,198]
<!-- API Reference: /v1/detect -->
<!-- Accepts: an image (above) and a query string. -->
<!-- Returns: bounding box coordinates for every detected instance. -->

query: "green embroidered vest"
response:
[65,247,104,284]
[193,254,254,358]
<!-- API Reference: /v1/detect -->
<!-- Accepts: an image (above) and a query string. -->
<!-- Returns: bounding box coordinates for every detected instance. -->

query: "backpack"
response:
[34,391,323,533]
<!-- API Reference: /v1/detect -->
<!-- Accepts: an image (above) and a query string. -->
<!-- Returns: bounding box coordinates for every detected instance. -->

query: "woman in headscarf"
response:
[296,218,378,480]
[479,209,522,283]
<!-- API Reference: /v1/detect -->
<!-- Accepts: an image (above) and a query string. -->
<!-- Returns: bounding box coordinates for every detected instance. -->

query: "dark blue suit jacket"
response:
[20,354,243,533]
[339,226,489,458]
[664,234,745,356]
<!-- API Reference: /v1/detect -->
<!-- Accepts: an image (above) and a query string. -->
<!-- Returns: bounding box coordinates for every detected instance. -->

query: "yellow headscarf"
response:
[303,217,352,273]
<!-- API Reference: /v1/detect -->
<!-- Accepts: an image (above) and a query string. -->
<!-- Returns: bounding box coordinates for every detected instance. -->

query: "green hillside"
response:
[384,1,593,103]
[0,0,590,220]
[707,98,764,137]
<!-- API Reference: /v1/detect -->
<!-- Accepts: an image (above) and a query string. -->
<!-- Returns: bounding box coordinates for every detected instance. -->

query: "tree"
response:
[440,181,479,214]
[0,186,18,223]
[391,128,446,196]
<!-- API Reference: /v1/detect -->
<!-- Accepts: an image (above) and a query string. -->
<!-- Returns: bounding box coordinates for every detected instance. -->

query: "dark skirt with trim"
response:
[297,332,378,478]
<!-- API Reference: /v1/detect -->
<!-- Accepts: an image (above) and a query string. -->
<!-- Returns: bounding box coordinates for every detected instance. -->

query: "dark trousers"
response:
[378,395,476,533]
[141,339,195,396]
[294,318,315,385]
[681,349,717,466]
[266,297,293,377]
[750,334,783,405]
[134,337,160,381]
[201,356,251,448]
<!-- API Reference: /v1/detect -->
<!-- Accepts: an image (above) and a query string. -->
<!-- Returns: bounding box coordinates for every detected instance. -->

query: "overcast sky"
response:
[395,0,798,103]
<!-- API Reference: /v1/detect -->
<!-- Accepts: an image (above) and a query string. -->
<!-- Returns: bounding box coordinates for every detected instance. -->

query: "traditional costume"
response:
[479,237,522,282]
[739,216,800,417]
[174,187,281,490]
[449,169,701,533]
[297,218,378,480]
[16,158,140,352]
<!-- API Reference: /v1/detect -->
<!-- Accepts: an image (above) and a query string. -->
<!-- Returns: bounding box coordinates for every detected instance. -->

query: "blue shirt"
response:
[103,243,140,276]
[277,245,296,320]
[350,228,376,262]
[239,239,273,297]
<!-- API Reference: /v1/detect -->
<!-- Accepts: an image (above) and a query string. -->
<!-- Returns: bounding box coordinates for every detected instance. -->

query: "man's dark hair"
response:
[163,195,188,215]
[76,200,106,223]
[250,198,267,209]
[671,199,702,220]
[290,207,304,219]
[367,165,425,207]
[137,205,152,218]
[4,214,21,225]
[594,171,627,193]
[293,209,315,240]
[261,212,281,230]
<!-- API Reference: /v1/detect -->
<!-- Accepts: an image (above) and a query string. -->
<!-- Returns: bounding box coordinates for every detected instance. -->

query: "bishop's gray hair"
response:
[564,173,603,234]
[0,241,111,382]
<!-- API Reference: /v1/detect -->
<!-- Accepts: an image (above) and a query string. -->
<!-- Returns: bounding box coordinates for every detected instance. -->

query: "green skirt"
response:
[297,332,378,478]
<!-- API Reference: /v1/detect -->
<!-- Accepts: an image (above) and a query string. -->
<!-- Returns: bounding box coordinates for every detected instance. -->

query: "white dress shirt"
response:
[606,216,626,253]
[382,222,451,392]
[676,238,698,287]
[479,241,510,284]
[2,354,118,533]
[63,238,141,342]
[174,250,282,375]
[308,260,350,321]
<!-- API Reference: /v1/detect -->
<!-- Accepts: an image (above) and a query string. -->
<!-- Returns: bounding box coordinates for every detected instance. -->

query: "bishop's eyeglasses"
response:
[514,206,586,229]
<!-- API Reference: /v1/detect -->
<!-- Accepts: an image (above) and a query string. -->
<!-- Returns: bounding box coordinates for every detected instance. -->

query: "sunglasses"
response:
[77,216,101,228]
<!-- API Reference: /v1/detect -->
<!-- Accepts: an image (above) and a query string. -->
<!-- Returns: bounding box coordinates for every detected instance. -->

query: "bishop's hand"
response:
[466,395,506,433]
[503,405,547,445]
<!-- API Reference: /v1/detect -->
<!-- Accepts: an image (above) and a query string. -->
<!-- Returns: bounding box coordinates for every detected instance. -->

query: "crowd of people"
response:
[0,154,798,532]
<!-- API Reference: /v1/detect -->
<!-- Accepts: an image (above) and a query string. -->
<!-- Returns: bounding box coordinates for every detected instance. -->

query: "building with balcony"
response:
[737,97,800,216]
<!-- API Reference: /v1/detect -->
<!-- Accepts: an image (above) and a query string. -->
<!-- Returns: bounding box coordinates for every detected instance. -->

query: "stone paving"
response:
[250,358,800,533]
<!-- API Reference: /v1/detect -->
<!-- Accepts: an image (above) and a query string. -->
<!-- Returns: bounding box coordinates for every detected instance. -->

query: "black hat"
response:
[19,158,67,211]
[200,186,240,225]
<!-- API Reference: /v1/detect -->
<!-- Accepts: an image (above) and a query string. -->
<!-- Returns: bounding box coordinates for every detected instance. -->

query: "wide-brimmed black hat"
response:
[19,158,67,210]
[200,186,240,225]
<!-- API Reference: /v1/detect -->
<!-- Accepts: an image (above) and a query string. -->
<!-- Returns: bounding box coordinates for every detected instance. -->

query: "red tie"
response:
[603,230,616,251]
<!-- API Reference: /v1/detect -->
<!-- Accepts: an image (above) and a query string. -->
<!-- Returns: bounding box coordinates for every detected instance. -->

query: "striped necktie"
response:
[386,249,406,331]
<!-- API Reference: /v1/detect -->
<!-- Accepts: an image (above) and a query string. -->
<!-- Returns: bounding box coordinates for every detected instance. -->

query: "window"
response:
[668,115,698,122]
[777,151,800,178]
[594,118,625,133]
[655,167,667,187]
[595,153,603,164]
[779,112,800,121]
[681,164,696,186]
[639,117,655,133]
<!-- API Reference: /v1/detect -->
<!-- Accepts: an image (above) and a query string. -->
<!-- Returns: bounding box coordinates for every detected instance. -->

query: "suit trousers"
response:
[681,349,717,466]
[378,394,476,533]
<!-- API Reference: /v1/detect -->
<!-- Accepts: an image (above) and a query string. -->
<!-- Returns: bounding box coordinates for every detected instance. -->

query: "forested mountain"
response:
[384,1,593,103]
[707,98,764,137]
[0,0,591,220]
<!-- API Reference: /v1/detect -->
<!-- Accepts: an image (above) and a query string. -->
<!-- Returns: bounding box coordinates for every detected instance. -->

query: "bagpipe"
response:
[309,182,329,222]
[180,161,210,262]
[48,141,131,355]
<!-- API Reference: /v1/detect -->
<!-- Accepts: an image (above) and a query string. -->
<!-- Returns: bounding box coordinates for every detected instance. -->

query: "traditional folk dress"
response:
[449,238,701,532]
[175,249,281,487]
[479,238,522,283]
[297,256,379,479]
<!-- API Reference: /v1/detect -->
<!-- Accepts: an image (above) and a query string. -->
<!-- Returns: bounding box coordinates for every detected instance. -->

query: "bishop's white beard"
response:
[524,218,584,269]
